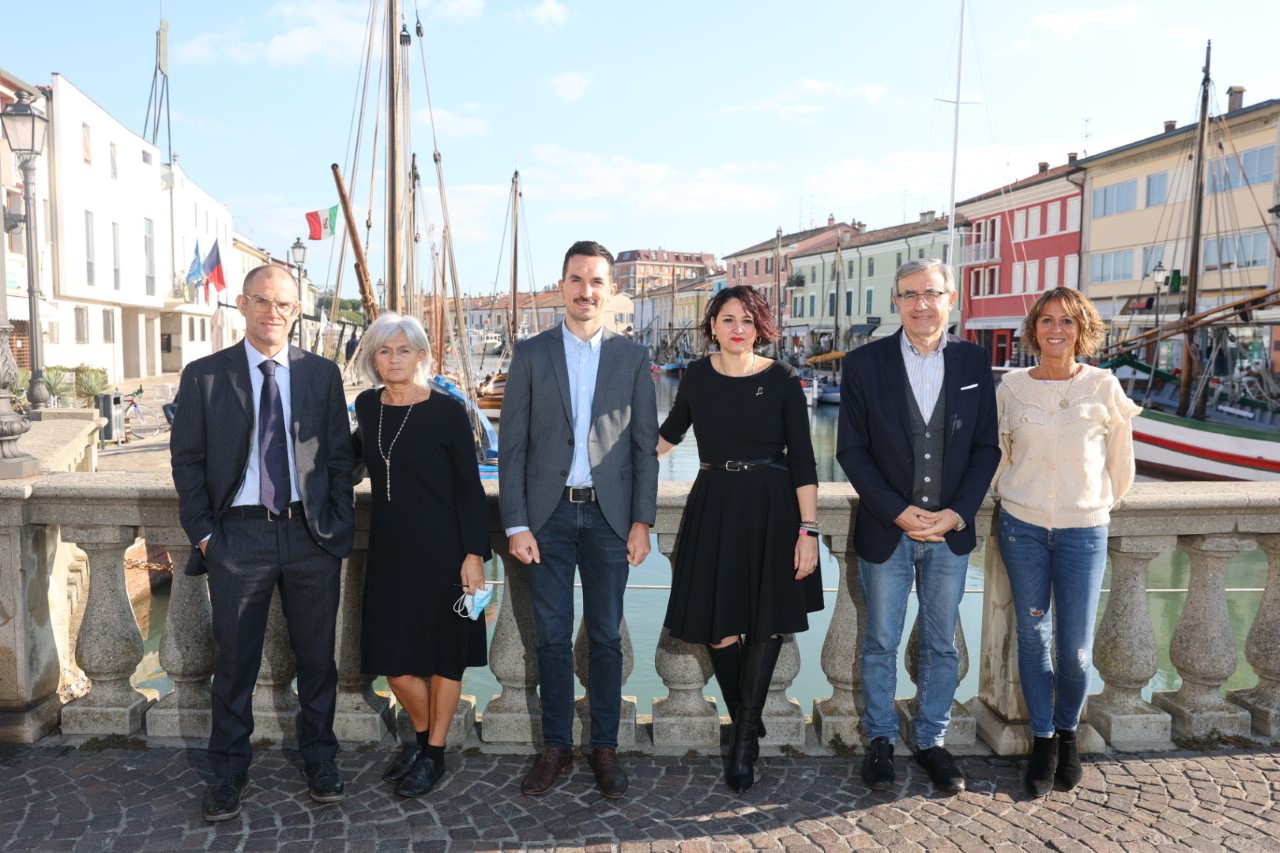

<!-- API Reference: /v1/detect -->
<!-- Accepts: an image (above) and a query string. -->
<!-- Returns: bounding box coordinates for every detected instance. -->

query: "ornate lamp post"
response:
[290,237,307,347]
[1,90,50,412]
[1151,261,1168,372]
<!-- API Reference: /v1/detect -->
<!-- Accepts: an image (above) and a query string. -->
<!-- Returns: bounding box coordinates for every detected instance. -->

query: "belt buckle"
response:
[568,487,589,503]
[725,460,743,472]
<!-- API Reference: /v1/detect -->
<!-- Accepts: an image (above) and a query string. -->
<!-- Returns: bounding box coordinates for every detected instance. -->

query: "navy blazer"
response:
[836,330,999,564]
[170,342,357,575]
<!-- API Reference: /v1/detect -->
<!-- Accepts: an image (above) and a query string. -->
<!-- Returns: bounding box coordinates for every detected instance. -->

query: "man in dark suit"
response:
[172,265,356,821]
[836,258,999,796]
[499,241,659,799]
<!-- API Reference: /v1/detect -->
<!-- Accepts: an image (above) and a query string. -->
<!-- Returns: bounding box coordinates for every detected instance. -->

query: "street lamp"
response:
[1151,261,1168,372]
[1,90,50,411]
[290,238,307,346]
[773,226,782,359]
[375,278,385,309]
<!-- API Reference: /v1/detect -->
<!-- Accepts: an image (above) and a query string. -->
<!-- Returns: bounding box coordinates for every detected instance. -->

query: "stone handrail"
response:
[1,474,1277,754]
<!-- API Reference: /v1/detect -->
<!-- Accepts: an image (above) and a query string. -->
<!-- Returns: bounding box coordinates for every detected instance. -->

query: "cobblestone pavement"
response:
[1,741,1277,852]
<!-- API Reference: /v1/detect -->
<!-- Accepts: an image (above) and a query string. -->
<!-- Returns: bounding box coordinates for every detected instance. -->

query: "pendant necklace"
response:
[378,388,418,500]
[1058,365,1081,409]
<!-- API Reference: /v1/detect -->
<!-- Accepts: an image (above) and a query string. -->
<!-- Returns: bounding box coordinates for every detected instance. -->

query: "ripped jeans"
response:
[997,506,1109,738]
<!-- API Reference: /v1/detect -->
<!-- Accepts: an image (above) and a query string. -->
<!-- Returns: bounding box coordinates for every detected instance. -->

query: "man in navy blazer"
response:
[499,241,658,799]
[836,258,998,796]
[172,265,355,821]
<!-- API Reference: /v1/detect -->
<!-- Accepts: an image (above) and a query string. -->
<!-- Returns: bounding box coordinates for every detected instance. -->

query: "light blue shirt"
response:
[563,322,604,489]
[900,331,947,423]
[232,339,302,507]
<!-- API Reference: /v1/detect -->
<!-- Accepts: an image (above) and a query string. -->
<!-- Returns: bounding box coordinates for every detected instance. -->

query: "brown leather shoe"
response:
[588,747,628,799]
[520,745,574,795]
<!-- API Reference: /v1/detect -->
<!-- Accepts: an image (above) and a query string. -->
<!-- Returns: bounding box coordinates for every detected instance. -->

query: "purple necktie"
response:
[258,359,290,514]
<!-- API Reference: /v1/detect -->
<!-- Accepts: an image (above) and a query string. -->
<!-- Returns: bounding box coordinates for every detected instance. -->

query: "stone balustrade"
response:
[2,474,1278,755]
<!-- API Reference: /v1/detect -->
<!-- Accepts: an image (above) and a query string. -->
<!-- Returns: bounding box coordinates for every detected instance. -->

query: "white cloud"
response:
[411,106,489,139]
[531,0,569,26]
[1032,5,1146,39]
[720,78,889,115]
[551,71,592,102]
[176,1,368,66]
[433,0,484,21]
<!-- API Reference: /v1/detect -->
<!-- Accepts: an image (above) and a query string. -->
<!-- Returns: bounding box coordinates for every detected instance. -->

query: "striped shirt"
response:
[900,332,947,422]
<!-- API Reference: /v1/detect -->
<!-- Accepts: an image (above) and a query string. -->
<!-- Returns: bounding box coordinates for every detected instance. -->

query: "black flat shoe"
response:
[202,774,248,822]
[304,760,346,803]
[914,746,966,795]
[861,737,896,791]
[383,743,424,783]
[396,754,446,798]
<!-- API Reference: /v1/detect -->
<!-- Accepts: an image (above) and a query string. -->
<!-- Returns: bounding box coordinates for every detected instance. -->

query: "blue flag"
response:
[186,241,203,301]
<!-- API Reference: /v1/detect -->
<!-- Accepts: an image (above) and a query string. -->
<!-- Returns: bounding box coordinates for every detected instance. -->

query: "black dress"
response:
[659,357,824,644]
[353,388,490,679]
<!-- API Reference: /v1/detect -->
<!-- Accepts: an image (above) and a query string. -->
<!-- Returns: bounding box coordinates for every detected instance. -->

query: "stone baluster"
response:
[813,534,862,749]
[1089,536,1174,750]
[479,539,541,745]
[249,589,299,741]
[651,533,718,751]
[1152,535,1252,739]
[763,634,805,748]
[332,543,394,745]
[573,611,636,747]
[901,539,978,752]
[970,534,1023,754]
[1227,533,1280,738]
[145,528,215,741]
[60,524,151,736]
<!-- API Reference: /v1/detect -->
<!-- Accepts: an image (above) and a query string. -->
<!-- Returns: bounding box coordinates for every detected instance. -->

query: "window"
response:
[754,259,760,276]
[865,288,874,314]
[1012,262,1025,293]
[1142,246,1166,276]
[1147,172,1168,207]
[808,294,815,316]
[1014,210,1026,241]
[867,257,875,276]
[845,290,853,316]
[75,307,90,344]
[141,149,153,165]
[1027,259,1040,292]
[85,211,95,286]
[828,292,836,316]
[144,218,156,295]
[1064,255,1079,288]
[1208,144,1275,193]
[847,260,855,278]
[201,319,207,342]
[1046,201,1061,235]
[1090,250,1134,283]
[765,257,773,275]
[189,317,196,339]
[102,310,114,343]
[82,123,92,163]
[1027,207,1041,238]
[111,222,120,290]
[1045,256,1060,289]
[1066,196,1081,230]
[109,143,117,180]
[1093,180,1137,217]
[895,252,902,269]
[793,295,803,318]
[1204,231,1270,271]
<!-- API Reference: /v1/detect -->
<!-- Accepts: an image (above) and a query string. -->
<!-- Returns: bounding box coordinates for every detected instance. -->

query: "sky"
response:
[4,1,1278,299]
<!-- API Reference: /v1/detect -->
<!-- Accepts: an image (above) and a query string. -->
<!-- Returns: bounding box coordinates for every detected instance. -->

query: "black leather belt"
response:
[563,487,597,503]
[226,501,304,521]
[699,453,787,472]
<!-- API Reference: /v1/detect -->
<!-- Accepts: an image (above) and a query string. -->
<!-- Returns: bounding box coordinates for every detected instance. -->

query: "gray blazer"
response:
[171,342,357,575]
[499,324,659,541]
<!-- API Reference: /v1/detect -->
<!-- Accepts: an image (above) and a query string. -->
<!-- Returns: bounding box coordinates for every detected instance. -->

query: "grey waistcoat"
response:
[906,383,946,508]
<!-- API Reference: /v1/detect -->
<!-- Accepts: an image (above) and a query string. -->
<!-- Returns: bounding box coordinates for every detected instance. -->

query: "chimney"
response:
[1068,152,1078,164]
[1038,161,1049,174]
[827,213,835,227]
[1164,120,1177,133]
[919,210,936,224]
[1227,85,1245,112]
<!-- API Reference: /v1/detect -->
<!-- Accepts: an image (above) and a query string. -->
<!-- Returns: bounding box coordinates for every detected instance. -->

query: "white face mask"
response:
[453,586,493,621]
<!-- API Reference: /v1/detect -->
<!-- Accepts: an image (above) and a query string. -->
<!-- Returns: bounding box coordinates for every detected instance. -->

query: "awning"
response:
[809,327,834,335]
[847,324,877,336]
[962,317,1022,331]
[871,324,900,338]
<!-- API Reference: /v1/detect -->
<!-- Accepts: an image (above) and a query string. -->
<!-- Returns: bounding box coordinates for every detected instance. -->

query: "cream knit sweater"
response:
[993,364,1141,529]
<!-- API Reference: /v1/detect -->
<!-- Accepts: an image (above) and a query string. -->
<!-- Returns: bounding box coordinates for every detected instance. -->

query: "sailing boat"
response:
[1097,43,1280,480]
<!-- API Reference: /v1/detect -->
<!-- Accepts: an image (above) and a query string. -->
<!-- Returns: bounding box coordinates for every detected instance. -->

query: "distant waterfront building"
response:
[632,273,720,356]
[956,159,1082,368]
[614,248,717,295]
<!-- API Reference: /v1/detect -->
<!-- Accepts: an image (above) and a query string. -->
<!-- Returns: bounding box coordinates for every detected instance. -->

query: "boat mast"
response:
[385,0,405,313]
[833,243,842,369]
[946,0,965,265]
[1177,41,1212,417]
[509,170,520,347]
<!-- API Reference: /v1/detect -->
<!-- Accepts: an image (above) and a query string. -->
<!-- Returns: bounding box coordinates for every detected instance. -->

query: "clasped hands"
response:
[895,506,962,542]
[508,522,652,568]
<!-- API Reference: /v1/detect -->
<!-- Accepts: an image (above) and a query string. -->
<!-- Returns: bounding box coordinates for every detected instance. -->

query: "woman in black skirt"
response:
[657,285,822,793]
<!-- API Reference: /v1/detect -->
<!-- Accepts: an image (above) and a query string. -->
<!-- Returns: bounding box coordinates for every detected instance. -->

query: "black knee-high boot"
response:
[707,641,766,764]
[724,635,782,793]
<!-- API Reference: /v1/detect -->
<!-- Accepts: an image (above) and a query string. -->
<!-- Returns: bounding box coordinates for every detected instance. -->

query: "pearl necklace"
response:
[377,387,420,501]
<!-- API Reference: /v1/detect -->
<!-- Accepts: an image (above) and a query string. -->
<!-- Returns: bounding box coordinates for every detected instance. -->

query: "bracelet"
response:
[800,519,818,526]
[798,527,820,538]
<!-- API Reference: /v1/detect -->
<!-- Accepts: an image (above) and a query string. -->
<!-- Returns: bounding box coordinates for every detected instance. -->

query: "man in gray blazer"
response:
[499,240,659,799]
[172,265,355,821]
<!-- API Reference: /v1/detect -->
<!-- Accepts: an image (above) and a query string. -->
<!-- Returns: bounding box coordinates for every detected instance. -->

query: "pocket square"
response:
[960,383,979,391]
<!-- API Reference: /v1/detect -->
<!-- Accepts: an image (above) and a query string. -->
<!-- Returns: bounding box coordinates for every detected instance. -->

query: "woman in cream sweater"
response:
[993,287,1140,799]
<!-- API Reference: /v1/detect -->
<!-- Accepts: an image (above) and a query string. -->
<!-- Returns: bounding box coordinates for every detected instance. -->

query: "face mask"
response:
[453,585,493,621]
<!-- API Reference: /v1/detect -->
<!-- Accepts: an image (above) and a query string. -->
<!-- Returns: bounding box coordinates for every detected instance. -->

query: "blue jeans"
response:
[997,506,1109,738]
[859,536,968,748]
[528,498,629,750]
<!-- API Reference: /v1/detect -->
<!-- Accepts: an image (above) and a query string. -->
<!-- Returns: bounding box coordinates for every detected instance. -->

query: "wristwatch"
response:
[953,513,967,532]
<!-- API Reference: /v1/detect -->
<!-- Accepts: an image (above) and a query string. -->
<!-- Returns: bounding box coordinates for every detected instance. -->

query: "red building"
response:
[956,159,1082,367]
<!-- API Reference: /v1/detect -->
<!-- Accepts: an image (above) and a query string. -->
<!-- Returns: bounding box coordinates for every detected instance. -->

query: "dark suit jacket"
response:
[498,324,659,541]
[836,330,999,564]
[171,342,356,575]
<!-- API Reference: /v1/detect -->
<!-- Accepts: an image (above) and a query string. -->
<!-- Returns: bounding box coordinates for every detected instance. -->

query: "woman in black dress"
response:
[657,285,822,793]
[352,312,490,798]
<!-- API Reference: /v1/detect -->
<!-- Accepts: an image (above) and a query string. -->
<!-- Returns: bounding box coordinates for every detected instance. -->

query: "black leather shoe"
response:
[588,748,628,799]
[520,745,574,795]
[1055,729,1083,790]
[1025,735,1058,799]
[860,737,896,791]
[915,746,966,795]
[304,760,346,803]
[383,743,424,783]
[395,754,446,798]
[202,774,248,822]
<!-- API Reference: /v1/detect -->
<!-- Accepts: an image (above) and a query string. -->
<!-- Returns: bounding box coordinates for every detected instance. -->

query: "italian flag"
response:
[306,205,339,240]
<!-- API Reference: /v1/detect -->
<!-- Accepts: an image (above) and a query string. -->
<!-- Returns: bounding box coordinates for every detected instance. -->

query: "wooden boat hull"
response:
[1131,408,1280,481]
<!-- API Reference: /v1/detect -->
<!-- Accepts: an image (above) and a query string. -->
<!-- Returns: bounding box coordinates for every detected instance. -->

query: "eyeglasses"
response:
[243,294,300,315]
[894,288,952,304]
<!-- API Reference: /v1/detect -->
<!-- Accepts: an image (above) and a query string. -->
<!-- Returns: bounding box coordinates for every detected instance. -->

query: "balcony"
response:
[959,243,1000,266]
[2,475,1277,755]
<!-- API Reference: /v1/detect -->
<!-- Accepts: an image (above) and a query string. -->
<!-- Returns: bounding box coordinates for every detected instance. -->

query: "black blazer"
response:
[170,342,356,575]
[836,330,999,564]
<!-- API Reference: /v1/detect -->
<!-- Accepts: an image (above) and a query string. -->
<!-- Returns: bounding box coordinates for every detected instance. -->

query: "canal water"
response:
[131,372,1265,721]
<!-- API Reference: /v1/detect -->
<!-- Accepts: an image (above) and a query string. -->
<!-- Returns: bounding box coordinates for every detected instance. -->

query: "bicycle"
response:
[122,386,164,439]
